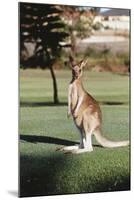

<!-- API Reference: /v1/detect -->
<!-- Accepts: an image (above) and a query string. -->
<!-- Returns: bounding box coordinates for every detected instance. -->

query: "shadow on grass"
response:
[20,135,78,146]
[20,101,67,107]
[19,153,130,197]
[20,101,126,107]
[100,101,124,105]
[20,134,102,148]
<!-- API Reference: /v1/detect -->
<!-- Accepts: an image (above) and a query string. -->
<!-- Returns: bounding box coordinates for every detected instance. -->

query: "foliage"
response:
[84,46,130,70]
[20,2,68,68]
[75,9,101,38]
[92,21,104,31]
[62,6,100,57]
[74,15,93,39]
[116,52,130,66]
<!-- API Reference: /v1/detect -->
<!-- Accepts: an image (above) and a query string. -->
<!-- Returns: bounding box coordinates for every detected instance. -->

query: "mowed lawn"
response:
[19,69,130,197]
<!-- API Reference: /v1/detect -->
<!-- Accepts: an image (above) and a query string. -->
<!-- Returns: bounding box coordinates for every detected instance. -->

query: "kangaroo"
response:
[58,58,129,154]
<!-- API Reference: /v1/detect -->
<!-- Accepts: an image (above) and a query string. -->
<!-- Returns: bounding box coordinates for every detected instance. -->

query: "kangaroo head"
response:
[70,58,87,79]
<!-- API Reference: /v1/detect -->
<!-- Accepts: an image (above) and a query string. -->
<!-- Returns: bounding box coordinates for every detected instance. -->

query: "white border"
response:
[0,0,133,199]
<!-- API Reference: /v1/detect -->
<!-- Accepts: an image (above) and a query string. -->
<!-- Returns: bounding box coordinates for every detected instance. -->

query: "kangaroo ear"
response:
[80,59,88,69]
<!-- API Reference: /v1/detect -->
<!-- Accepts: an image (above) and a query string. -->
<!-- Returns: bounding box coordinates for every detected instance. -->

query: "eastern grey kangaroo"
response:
[58,58,129,154]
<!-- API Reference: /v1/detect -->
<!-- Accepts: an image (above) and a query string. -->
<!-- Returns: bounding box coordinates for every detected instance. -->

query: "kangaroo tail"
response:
[94,129,129,148]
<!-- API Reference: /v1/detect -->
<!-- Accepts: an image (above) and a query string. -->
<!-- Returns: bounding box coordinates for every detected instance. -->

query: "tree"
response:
[62,6,100,58]
[20,2,69,103]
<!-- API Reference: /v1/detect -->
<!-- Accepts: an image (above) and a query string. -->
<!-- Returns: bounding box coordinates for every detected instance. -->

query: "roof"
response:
[101,8,130,16]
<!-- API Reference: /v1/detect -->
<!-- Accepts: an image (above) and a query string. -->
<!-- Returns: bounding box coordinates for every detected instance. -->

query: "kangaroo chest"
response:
[69,81,84,111]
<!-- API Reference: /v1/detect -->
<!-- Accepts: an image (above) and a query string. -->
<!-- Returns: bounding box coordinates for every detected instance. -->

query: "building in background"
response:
[94,8,130,31]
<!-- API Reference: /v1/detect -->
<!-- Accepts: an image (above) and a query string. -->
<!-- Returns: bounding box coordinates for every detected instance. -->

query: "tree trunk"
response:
[49,65,59,104]
[70,31,76,58]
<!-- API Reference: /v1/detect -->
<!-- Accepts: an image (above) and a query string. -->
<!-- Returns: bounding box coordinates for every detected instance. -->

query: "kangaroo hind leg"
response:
[70,134,93,154]
[85,132,93,152]
[70,129,93,154]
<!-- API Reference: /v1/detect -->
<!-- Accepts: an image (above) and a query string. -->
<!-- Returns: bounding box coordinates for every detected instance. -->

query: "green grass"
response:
[20,69,130,197]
